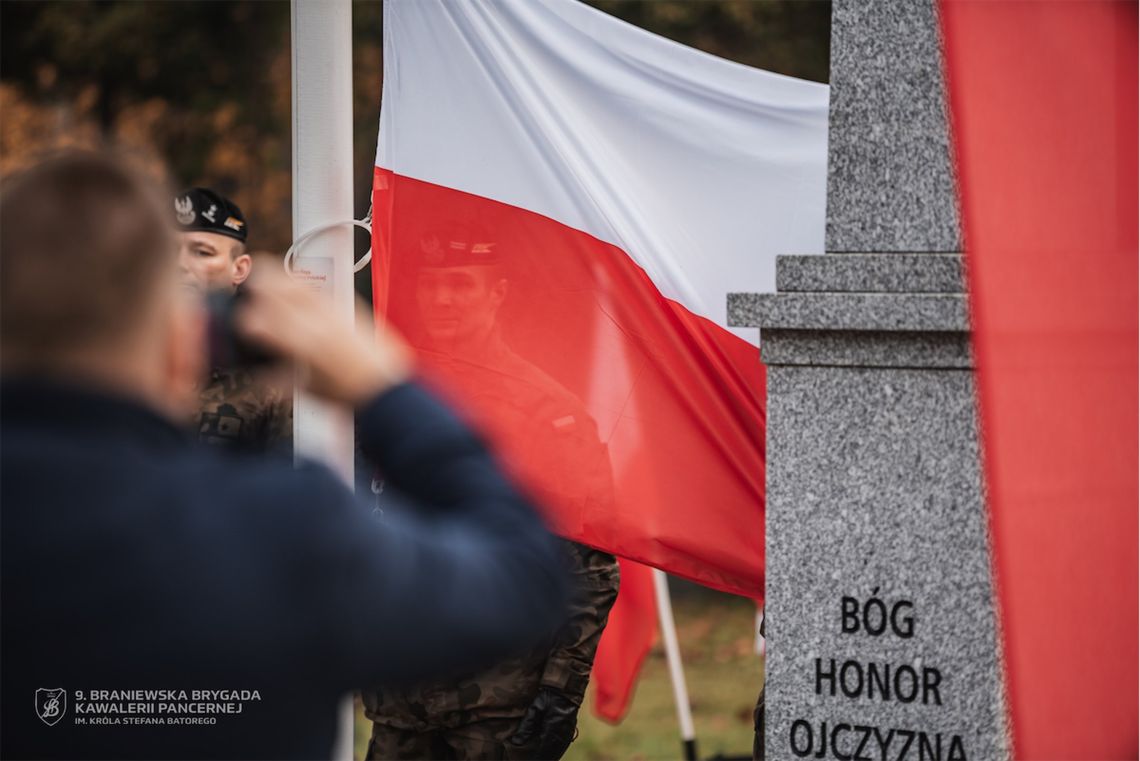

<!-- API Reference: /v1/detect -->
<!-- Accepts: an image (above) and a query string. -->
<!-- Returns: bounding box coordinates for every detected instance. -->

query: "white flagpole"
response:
[755,607,765,656]
[654,569,698,761]
[291,1,356,758]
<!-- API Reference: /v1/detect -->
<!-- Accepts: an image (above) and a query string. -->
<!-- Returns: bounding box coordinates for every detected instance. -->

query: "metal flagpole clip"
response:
[282,205,373,275]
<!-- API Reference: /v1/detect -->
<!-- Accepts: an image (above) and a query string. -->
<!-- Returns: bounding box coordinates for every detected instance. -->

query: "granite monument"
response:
[729,2,1009,758]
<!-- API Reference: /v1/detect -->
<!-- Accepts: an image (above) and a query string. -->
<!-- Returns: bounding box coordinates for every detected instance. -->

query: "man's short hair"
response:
[1,152,176,368]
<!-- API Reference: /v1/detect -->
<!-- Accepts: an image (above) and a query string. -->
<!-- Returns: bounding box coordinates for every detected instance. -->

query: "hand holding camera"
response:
[233,260,413,407]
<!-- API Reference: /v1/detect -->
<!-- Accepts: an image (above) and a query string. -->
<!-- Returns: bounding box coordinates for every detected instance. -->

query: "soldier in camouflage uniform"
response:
[362,222,620,760]
[754,610,765,761]
[195,365,292,453]
[363,541,619,760]
[174,187,292,453]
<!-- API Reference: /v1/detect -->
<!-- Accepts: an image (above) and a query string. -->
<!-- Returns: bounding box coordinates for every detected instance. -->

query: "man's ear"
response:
[490,278,509,308]
[232,250,253,286]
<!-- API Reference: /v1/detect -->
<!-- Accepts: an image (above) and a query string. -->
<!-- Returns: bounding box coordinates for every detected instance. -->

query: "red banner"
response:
[941,2,1138,756]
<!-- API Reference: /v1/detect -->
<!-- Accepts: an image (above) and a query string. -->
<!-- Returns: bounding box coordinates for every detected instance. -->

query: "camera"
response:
[205,289,276,370]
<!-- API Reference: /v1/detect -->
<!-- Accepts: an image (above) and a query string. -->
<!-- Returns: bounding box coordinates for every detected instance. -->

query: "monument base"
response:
[731,252,1008,761]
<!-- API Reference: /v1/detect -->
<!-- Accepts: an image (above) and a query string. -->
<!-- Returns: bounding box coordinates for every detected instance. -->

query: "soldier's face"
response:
[179,231,251,292]
[415,265,506,345]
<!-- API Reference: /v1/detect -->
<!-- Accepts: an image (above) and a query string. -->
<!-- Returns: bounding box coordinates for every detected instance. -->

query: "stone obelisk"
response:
[729,2,1009,758]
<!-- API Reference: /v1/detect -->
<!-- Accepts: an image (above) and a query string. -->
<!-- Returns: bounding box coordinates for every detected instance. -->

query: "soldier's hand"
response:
[507,687,579,760]
[236,259,413,406]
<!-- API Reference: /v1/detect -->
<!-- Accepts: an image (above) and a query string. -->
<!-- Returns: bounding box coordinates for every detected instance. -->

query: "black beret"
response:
[174,188,247,243]
[417,220,501,268]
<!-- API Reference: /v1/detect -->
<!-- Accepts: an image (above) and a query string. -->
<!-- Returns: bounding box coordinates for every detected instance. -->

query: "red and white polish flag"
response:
[370,0,828,599]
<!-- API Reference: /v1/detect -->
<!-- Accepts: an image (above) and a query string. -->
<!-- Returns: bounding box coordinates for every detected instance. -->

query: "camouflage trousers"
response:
[365,718,523,761]
[753,685,765,761]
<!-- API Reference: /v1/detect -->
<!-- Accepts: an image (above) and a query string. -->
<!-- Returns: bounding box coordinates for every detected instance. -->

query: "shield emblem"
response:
[35,688,66,726]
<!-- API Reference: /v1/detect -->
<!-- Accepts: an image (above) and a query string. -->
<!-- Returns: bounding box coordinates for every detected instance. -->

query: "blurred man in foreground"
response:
[0,152,568,760]
[175,187,291,453]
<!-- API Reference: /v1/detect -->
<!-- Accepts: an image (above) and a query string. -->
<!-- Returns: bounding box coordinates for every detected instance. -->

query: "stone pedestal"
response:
[730,1,1010,758]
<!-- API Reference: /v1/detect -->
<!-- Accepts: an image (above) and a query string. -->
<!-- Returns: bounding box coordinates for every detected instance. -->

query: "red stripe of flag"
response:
[592,559,658,723]
[372,168,765,598]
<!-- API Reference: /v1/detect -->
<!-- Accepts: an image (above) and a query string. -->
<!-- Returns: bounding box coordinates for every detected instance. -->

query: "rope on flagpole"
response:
[654,569,698,761]
[282,207,373,275]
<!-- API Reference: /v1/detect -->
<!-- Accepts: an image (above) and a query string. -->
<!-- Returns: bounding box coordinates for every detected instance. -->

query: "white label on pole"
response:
[292,256,334,297]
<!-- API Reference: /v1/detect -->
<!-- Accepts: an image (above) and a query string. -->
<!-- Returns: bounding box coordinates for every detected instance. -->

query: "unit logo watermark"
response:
[36,688,67,726]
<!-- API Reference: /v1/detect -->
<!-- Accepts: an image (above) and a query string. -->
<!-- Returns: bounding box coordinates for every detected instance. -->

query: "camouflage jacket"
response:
[194,367,292,454]
[362,540,620,731]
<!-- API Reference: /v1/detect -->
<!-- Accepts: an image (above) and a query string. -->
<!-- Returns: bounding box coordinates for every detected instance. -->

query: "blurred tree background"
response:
[1,0,828,259]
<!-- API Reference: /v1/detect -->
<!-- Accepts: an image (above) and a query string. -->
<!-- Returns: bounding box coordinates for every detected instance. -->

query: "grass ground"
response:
[354,586,762,761]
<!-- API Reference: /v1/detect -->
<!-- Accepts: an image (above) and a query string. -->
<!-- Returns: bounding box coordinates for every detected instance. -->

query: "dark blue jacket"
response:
[1,378,567,760]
